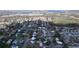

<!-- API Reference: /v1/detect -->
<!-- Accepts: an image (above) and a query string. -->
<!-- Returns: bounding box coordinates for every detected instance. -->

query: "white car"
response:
[31,36,36,40]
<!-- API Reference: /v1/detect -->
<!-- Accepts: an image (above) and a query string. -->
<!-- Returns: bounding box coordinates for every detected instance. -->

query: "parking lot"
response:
[0,19,79,48]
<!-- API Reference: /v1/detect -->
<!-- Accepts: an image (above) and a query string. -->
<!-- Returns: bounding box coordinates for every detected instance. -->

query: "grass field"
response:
[51,14,79,24]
